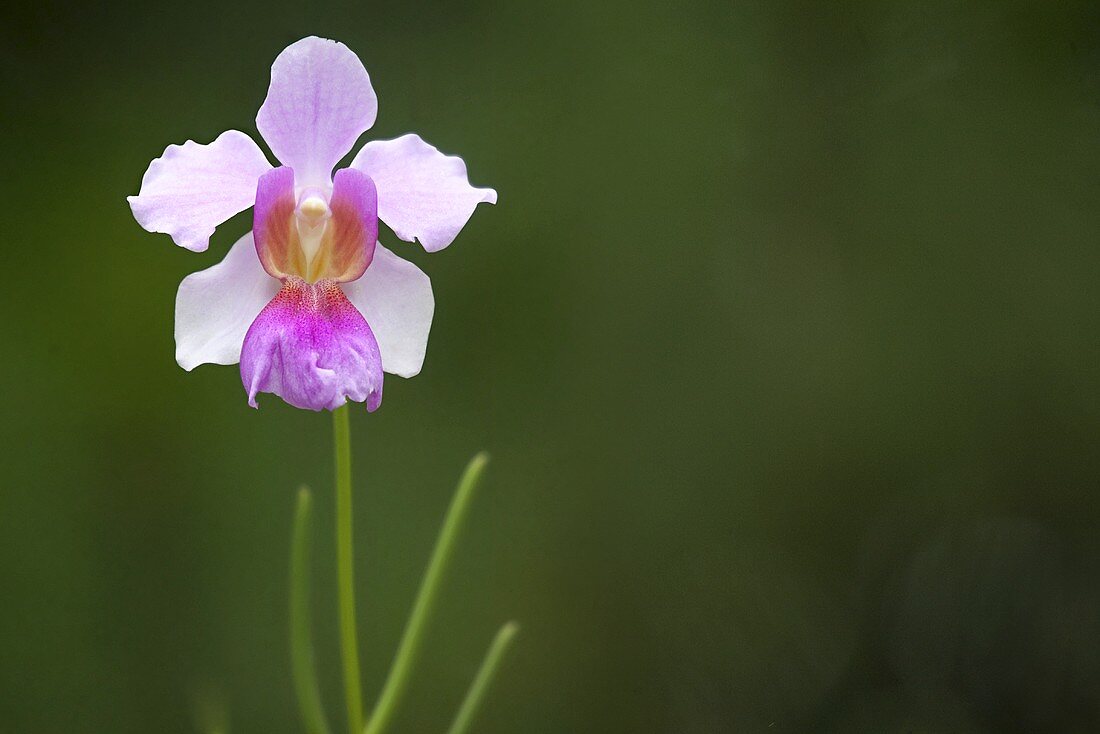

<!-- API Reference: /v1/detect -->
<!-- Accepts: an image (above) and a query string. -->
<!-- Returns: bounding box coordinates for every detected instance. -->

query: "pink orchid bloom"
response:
[128,36,496,412]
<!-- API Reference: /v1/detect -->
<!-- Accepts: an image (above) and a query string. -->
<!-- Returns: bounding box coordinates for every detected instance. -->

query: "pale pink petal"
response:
[175,231,281,370]
[241,279,383,411]
[128,131,272,252]
[342,244,434,378]
[350,134,497,253]
[256,37,377,187]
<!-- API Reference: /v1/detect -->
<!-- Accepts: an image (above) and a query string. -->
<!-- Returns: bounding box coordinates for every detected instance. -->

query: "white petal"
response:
[175,231,281,370]
[350,134,497,252]
[342,244,434,378]
[128,130,272,252]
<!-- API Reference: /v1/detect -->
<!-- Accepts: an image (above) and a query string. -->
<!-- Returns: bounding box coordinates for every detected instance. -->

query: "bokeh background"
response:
[2,1,1099,731]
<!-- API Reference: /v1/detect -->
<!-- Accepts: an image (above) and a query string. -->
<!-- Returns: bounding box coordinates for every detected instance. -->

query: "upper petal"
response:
[350,133,497,253]
[342,244,434,378]
[175,231,281,370]
[256,37,378,187]
[128,131,272,252]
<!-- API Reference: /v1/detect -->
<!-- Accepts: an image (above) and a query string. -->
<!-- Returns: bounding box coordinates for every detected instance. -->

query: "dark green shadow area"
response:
[1,1,1098,731]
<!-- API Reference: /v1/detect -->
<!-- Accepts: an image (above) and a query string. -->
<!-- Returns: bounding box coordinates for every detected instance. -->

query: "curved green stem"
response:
[290,487,333,734]
[333,406,364,734]
[364,453,491,734]
[446,622,520,734]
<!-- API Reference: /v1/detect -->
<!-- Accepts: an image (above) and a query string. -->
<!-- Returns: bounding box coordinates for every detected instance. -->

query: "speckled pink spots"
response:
[241,278,383,411]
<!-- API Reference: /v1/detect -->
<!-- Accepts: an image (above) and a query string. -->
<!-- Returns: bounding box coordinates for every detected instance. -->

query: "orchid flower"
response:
[128,36,496,411]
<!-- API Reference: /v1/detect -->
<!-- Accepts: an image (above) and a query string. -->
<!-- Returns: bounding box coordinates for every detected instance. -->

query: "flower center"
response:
[295,189,332,270]
[254,166,376,285]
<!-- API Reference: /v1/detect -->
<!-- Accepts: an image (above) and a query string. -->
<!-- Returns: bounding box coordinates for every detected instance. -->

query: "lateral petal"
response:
[129,131,272,252]
[175,231,281,370]
[342,244,433,378]
[350,133,496,252]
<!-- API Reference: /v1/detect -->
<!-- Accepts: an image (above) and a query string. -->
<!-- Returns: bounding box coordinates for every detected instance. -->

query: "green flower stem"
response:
[333,406,364,734]
[446,622,520,734]
[364,453,491,734]
[290,487,333,734]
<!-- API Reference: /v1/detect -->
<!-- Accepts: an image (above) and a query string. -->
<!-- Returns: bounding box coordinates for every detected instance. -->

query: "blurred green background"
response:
[2,1,1099,731]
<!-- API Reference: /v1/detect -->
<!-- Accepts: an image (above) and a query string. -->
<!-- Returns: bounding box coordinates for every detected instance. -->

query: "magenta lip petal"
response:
[240,278,383,412]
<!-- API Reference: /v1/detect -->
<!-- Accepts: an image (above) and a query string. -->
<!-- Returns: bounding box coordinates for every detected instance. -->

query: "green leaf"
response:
[446,622,521,734]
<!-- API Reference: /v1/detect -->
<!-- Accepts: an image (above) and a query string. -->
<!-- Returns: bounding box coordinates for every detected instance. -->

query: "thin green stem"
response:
[333,406,364,734]
[364,453,491,734]
[446,622,520,734]
[290,487,333,734]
